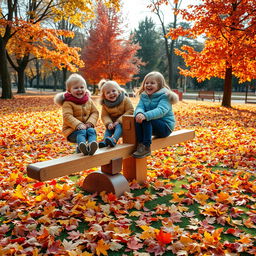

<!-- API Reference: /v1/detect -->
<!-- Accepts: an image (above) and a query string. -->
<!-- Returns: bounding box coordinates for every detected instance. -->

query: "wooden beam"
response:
[27,129,195,182]
[151,129,195,151]
[27,143,135,181]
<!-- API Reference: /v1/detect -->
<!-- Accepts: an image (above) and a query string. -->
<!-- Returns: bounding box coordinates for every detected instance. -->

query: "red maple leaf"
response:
[156,229,172,245]
[107,193,117,202]
[10,237,25,244]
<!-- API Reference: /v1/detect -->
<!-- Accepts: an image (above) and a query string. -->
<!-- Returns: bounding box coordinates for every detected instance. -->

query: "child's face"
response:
[104,84,120,102]
[144,77,159,95]
[70,82,86,99]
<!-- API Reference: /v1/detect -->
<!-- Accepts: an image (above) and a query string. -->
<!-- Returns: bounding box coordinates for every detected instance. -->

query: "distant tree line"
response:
[1,0,255,103]
[131,17,255,93]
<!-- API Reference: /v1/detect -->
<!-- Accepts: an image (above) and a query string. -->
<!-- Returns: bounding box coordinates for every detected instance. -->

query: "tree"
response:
[81,2,143,89]
[133,17,160,82]
[6,23,83,93]
[0,0,120,99]
[51,19,87,91]
[148,0,183,88]
[167,0,256,107]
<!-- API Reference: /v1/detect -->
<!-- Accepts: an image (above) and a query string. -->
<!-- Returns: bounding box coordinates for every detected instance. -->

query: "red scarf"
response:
[64,92,89,105]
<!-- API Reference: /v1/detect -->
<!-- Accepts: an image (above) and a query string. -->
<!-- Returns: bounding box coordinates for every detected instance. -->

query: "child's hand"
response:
[85,122,93,129]
[108,123,114,130]
[135,113,146,123]
[77,123,87,130]
[113,121,119,127]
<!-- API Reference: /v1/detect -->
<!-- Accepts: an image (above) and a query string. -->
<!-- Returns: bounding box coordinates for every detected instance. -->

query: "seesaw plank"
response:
[27,129,195,181]
[27,143,135,181]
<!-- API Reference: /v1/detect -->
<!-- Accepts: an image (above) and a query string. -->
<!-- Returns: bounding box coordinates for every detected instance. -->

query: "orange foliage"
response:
[6,21,84,72]
[167,0,256,83]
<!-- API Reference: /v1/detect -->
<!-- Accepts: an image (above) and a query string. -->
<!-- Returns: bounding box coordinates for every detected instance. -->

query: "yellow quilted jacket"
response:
[62,99,99,138]
[101,97,134,126]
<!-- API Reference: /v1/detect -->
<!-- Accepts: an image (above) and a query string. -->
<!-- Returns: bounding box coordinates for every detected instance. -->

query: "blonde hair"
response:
[98,79,126,101]
[66,73,87,91]
[137,71,179,104]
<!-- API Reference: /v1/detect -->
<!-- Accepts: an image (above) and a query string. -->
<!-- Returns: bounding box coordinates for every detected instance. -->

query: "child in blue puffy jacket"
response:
[133,71,179,158]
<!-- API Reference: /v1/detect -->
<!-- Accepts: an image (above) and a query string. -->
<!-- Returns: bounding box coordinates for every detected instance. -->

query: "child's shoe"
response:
[132,143,151,158]
[99,140,107,148]
[105,137,117,147]
[87,141,98,155]
[76,146,81,153]
[79,142,89,155]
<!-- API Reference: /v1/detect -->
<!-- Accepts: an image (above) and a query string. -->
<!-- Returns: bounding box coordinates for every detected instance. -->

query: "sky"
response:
[122,0,189,31]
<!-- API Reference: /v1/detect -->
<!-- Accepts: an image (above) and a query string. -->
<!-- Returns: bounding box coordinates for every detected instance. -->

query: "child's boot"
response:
[87,141,98,155]
[79,142,89,155]
[99,140,107,148]
[76,146,81,153]
[105,137,117,147]
[132,143,151,158]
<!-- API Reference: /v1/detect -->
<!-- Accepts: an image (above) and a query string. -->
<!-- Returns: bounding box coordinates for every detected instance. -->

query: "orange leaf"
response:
[194,192,209,205]
[95,239,110,256]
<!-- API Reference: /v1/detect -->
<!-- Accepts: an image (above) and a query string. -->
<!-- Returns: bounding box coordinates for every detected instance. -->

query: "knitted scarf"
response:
[103,91,125,108]
[64,92,89,105]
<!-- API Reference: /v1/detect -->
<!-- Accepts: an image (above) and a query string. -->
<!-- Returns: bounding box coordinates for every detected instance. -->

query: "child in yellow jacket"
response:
[54,74,99,155]
[98,80,134,147]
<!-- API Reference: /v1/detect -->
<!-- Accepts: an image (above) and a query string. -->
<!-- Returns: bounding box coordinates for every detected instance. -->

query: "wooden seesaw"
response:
[27,115,195,197]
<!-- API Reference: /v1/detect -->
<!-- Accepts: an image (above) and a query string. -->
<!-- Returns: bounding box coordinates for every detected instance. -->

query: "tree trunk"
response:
[62,68,67,91]
[17,68,26,93]
[222,67,232,107]
[169,3,178,89]
[43,75,46,90]
[161,26,172,88]
[169,40,174,88]
[52,71,58,91]
[0,38,13,99]
[35,60,40,89]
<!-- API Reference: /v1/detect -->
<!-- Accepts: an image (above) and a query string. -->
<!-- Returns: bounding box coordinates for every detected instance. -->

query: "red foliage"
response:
[81,2,143,85]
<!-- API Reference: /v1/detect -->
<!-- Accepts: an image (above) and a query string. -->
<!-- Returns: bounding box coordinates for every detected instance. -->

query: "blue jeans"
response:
[67,128,97,146]
[103,123,122,142]
[135,119,172,147]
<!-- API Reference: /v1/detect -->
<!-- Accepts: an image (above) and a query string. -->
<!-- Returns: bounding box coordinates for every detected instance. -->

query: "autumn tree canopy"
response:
[6,22,84,93]
[167,0,256,107]
[0,0,120,99]
[81,2,143,86]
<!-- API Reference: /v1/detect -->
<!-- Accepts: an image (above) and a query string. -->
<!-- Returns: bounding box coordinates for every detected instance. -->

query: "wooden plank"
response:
[27,129,195,182]
[27,143,135,181]
[151,129,195,151]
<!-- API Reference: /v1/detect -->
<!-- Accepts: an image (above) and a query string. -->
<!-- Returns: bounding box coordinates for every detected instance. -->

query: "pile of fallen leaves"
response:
[0,95,255,256]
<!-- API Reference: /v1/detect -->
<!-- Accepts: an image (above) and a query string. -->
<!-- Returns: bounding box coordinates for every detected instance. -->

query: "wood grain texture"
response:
[27,129,195,181]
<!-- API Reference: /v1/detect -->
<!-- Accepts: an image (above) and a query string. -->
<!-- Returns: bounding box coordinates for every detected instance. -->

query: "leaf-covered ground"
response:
[0,95,255,256]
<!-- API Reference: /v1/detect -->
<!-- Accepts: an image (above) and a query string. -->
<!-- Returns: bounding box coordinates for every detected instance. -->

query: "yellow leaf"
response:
[86,200,97,210]
[179,235,193,245]
[129,211,141,217]
[170,193,183,203]
[95,239,110,256]
[13,184,26,199]
[178,206,189,212]
[47,191,55,199]
[194,192,209,205]
[35,194,43,201]
[139,226,158,240]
